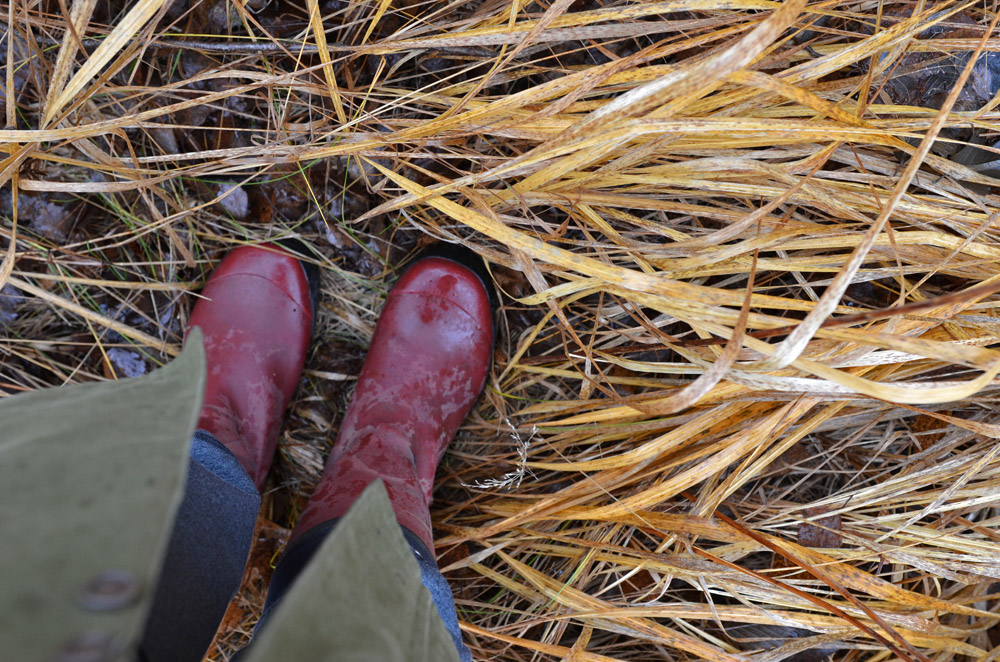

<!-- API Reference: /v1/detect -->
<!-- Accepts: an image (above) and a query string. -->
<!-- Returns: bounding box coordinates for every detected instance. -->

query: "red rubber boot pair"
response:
[188,244,493,549]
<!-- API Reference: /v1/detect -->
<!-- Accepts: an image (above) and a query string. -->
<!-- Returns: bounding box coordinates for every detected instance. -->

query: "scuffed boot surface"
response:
[188,244,314,489]
[296,255,493,549]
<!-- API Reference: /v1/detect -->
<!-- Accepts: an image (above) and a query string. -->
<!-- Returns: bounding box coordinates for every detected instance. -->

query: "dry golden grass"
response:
[5,0,1000,660]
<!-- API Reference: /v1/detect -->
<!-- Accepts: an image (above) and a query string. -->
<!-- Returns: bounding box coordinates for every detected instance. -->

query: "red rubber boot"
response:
[187,243,315,489]
[293,251,493,551]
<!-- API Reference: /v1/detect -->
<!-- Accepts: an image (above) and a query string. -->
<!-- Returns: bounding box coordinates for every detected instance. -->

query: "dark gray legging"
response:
[139,431,470,662]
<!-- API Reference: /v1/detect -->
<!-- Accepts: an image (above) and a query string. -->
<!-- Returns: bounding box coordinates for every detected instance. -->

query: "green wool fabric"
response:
[0,330,458,662]
[243,480,461,662]
[0,332,206,662]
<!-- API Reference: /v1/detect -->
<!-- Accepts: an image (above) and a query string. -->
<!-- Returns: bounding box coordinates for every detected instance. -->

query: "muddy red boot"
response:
[187,243,316,489]
[293,248,493,550]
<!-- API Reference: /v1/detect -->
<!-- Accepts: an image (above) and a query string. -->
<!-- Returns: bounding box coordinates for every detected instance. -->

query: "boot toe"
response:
[395,257,493,332]
[203,244,314,317]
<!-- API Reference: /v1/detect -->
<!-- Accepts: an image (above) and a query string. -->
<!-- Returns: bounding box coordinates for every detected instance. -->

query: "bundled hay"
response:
[4,0,1000,659]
